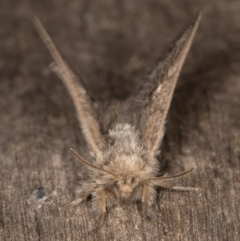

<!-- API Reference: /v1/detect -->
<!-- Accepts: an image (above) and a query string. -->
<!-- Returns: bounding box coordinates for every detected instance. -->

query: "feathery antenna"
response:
[142,167,195,181]
[70,148,119,178]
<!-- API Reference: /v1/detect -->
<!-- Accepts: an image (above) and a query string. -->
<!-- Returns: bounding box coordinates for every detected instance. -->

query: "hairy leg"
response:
[156,180,199,191]
[141,184,156,217]
[63,183,96,209]
[92,187,118,228]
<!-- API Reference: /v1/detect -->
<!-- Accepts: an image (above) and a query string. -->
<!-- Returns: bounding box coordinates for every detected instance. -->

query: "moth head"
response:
[70,149,138,198]
[116,176,138,199]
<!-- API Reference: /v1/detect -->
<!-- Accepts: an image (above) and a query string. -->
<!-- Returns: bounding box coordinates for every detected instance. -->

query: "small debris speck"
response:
[31,187,48,203]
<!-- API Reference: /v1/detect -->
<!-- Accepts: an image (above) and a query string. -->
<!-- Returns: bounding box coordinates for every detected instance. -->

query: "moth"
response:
[33,13,200,225]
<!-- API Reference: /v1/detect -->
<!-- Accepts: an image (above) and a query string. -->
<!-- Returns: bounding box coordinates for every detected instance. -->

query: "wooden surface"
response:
[1,0,240,240]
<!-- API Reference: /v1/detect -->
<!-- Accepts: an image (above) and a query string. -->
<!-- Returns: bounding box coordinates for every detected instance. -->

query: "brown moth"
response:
[33,13,200,225]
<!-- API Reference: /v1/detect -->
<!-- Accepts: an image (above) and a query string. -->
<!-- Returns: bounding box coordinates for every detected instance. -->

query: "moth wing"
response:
[135,13,201,153]
[33,18,103,156]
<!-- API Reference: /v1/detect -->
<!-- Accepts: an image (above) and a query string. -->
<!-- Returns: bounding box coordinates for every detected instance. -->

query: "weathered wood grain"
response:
[0,0,240,240]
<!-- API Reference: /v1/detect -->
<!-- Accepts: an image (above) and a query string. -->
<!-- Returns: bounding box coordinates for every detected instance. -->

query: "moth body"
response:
[33,13,201,223]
